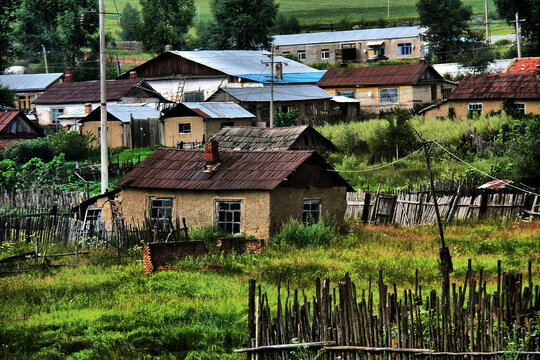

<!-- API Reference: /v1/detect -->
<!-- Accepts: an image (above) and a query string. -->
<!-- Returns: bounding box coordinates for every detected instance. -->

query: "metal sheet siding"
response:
[273,26,427,46]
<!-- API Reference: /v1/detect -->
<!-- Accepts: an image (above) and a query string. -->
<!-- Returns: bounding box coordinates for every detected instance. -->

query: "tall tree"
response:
[210,0,279,49]
[14,0,98,74]
[493,0,540,56]
[120,3,142,41]
[416,0,473,63]
[138,0,195,54]
[0,0,18,71]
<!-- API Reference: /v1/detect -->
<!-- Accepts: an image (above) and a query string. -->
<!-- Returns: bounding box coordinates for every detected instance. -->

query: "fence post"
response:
[361,192,371,223]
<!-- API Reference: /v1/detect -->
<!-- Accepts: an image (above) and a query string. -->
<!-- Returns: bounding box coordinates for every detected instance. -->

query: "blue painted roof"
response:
[238,72,325,84]
[0,73,63,92]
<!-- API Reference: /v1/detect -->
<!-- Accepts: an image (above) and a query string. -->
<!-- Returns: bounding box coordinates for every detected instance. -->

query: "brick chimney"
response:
[64,69,72,83]
[165,44,173,52]
[419,58,426,64]
[84,103,92,114]
[203,140,219,167]
[129,71,137,79]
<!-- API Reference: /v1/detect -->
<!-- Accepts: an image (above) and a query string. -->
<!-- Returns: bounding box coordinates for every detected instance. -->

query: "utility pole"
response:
[41,45,49,73]
[513,12,525,58]
[99,0,108,193]
[484,0,490,44]
[270,46,274,128]
[387,0,390,18]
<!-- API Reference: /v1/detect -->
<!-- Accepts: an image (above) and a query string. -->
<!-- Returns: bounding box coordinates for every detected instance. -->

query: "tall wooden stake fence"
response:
[239,260,539,359]
[0,188,86,215]
[346,190,535,225]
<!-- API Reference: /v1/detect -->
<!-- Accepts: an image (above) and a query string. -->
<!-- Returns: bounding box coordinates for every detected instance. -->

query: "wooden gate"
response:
[130,118,163,148]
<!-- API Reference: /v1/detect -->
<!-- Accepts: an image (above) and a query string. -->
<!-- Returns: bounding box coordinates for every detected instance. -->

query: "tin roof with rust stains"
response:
[448,72,540,100]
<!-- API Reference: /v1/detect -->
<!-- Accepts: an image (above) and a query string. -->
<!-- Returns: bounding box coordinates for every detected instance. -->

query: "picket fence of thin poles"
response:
[239,260,540,359]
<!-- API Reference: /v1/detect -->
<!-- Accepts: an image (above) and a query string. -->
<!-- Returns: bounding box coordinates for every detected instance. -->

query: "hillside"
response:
[104,0,503,39]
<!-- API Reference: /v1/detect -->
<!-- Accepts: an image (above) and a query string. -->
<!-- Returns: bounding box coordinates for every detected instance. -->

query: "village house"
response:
[420,71,540,120]
[0,72,64,112]
[206,85,333,124]
[88,142,352,238]
[316,61,456,113]
[272,26,427,64]
[116,50,325,102]
[32,78,166,127]
[78,104,162,149]
[0,111,44,150]
[210,125,337,156]
[161,102,256,146]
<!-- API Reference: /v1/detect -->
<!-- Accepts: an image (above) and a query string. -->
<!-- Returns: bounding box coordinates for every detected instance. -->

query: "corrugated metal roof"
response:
[317,63,434,87]
[106,105,161,123]
[210,125,310,151]
[332,95,360,103]
[183,102,255,119]
[0,73,63,92]
[237,72,325,84]
[506,57,540,73]
[170,50,322,76]
[117,148,315,190]
[0,112,19,132]
[32,79,144,105]
[220,85,332,102]
[273,26,428,46]
[448,72,540,100]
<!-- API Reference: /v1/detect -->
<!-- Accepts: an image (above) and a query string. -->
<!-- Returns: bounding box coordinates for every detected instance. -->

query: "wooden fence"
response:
[239,261,539,358]
[0,188,86,215]
[346,190,535,225]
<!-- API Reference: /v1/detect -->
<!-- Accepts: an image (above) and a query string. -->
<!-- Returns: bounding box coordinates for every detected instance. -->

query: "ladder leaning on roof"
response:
[174,76,186,103]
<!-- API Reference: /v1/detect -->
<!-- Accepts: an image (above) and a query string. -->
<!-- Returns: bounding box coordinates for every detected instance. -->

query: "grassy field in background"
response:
[104,0,511,40]
[1,220,538,359]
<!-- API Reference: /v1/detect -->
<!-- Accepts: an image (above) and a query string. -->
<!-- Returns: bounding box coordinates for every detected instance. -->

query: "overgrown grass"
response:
[1,220,538,358]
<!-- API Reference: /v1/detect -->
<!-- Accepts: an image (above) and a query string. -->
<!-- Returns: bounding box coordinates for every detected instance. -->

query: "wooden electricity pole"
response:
[99,0,108,193]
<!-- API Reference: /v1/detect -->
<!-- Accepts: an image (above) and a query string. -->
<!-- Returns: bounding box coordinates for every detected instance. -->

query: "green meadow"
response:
[1,220,538,359]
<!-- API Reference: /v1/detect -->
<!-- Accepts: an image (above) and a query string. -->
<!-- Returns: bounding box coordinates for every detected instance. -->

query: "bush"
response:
[48,129,97,161]
[274,110,299,127]
[4,137,55,164]
[273,218,336,248]
[0,159,18,189]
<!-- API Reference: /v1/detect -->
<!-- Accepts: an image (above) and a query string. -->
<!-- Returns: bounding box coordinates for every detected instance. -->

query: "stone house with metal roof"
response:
[273,26,427,64]
[91,142,352,238]
[32,79,166,127]
[116,50,325,102]
[161,102,256,146]
[78,104,163,149]
[317,61,455,113]
[420,72,540,120]
[0,72,64,112]
[0,111,44,149]
[206,85,333,124]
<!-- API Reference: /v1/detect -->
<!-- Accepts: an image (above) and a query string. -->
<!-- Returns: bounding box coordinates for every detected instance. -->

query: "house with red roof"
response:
[316,60,456,113]
[84,141,352,238]
[505,57,540,73]
[420,71,540,120]
[0,111,44,149]
[32,78,166,128]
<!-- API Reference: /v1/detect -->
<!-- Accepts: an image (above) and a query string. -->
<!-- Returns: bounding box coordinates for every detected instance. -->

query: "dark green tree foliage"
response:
[0,84,16,110]
[274,110,299,127]
[120,3,142,41]
[455,32,495,73]
[416,0,473,63]
[210,0,279,49]
[274,13,301,34]
[139,0,195,54]
[14,0,98,70]
[507,116,540,186]
[0,0,18,71]
[493,0,540,55]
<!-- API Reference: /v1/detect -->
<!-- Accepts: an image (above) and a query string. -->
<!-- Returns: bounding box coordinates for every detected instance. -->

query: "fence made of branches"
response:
[238,260,539,359]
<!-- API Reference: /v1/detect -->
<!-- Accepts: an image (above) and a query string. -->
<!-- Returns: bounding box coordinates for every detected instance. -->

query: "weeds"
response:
[272,218,336,248]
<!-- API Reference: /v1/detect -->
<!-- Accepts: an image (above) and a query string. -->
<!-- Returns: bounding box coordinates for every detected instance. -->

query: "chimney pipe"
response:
[165,44,173,52]
[64,69,72,83]
[203,140,219,167]
[129,71,137,79]
[85,103,92,114]
[419,58,426,64]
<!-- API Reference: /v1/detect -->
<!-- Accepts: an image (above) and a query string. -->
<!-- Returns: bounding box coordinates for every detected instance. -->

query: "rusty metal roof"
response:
[116,148,348,191]
[478,180,513,190]
[0,112,19,133]
[506,57,540,73]
[316,63,438,87]
[448,72,540,100]
[32,79,149,105]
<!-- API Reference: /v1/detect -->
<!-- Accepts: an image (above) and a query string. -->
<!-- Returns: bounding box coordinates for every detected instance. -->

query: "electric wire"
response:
[327,146,424,173]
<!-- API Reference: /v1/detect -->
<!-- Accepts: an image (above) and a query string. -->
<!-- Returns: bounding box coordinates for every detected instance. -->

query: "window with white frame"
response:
[150,197,173,226]
[514,102,526,113]
[321,49,330,59]
[397,43,413,56]
[51,107,64,124]
[297,50,306,61]
[380,88,398,104]
[216,201,241,234]
[178,123,191,134]
[467,103,483,114]
[302,200,321,225]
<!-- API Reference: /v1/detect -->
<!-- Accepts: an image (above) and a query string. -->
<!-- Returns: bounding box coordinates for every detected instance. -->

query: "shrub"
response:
[4,137,55,164]
[0,159,18,189]
[48,128,97,161]
[274,110,299,127]
[273,218,336,248]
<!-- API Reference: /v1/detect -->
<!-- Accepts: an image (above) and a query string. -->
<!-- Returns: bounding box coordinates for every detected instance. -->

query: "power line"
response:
[328,146,424,173]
